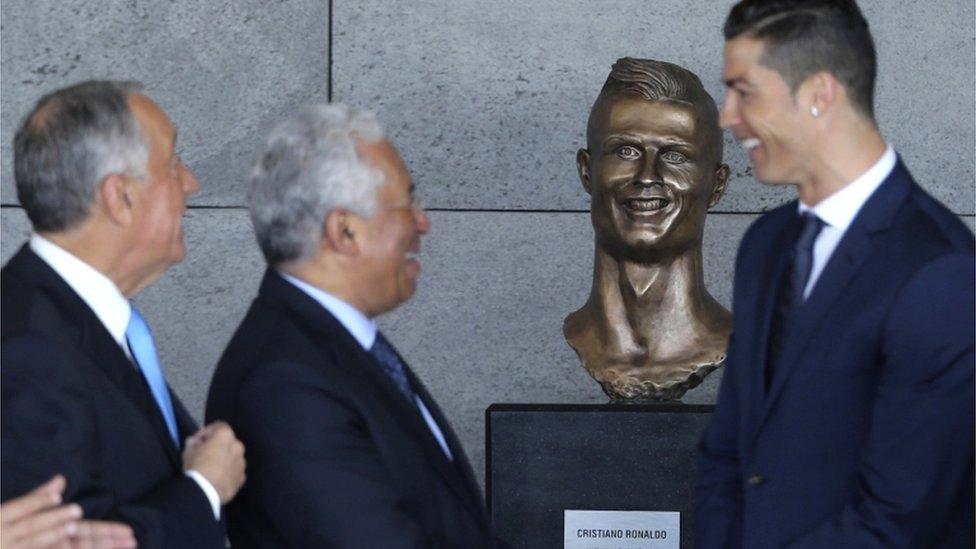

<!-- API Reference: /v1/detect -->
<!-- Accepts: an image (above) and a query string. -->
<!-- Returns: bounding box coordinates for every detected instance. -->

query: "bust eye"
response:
[661,151,688,164]
[616,145,641,160]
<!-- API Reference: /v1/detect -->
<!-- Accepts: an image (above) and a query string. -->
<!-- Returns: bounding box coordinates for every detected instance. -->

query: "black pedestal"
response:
[486,403,713,549]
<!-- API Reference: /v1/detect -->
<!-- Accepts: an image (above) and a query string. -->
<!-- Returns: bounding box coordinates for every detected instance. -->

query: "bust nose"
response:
[634,155,663,187]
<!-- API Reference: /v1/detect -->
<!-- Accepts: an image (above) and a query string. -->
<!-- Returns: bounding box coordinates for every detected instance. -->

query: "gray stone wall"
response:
[2,0,973,487]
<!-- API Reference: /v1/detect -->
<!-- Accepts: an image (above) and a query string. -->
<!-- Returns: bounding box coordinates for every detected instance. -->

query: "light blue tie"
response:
[126,306,179,445]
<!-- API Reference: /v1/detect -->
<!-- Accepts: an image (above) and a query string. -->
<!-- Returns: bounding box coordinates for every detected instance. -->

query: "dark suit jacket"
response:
[205,271,495,548]
[696,159,975,548]
[1,245,225,549]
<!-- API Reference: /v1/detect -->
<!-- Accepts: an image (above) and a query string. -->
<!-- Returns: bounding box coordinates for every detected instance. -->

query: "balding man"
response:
[2,81,246,548]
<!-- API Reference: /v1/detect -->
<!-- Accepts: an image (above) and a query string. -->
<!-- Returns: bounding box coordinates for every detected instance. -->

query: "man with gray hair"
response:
[206,104,497,547]
[2,80,247,548]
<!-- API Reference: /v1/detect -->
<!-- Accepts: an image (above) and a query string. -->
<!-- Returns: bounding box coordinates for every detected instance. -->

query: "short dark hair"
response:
[14,80,147,232]
[724,0,877,119]
[591,57,723,164]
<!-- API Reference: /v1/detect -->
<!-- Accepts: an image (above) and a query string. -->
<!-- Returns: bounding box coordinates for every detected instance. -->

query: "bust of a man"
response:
[565,57,732,401]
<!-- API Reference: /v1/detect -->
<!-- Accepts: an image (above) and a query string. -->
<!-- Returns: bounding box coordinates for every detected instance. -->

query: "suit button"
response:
[747,474,764,486]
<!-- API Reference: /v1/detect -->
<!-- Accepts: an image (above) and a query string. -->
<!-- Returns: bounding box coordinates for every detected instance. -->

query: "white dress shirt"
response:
[280,272,454,460]
[29,235,222,520]
[797,145,896,299]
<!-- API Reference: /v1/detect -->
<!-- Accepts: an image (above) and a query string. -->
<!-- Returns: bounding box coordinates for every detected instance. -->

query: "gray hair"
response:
[14,80,149,232]
[249,103,386,265]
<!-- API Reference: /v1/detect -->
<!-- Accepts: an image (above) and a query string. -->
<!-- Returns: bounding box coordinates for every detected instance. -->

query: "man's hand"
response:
[182,421,246,503]
[0,475,137,549]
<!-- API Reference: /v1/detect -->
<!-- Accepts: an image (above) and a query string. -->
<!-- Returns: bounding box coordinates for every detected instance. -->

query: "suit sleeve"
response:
[787,253,975,548]
[696,331,744,549]
[232,359,431,548]
[0,334,224,549]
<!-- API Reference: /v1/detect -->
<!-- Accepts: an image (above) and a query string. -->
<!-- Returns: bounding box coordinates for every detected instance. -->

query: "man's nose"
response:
[182,164,201,196]
[719,94,738,129]
[414,208,430,235]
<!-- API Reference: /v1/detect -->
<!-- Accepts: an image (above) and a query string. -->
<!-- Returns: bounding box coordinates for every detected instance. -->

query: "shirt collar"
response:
[278,271,377,350]
[798,144,896,231]
[29,234,131,347]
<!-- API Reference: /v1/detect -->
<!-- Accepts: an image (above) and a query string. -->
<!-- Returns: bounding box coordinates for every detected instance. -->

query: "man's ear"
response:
[798,71,837,117]
[708,163,731,208]
[576,148,592,195]
[323,209,359,256]
[98,173,135,226]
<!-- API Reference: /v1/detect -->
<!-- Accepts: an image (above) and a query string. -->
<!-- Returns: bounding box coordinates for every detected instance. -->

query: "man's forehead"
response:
[356,137,410,187]
[128,92,176,143]
[723,36,766,78]
[356,137,401,166]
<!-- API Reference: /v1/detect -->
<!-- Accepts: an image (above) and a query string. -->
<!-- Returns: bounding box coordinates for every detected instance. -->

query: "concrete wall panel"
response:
[334,0,974,214]
[1,0,329,207]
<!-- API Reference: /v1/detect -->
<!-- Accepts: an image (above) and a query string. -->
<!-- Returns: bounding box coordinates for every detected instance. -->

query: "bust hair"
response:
[591,57,723,164]
[724,0,877,119]
[248,103,386,266]
[14,80,149,232]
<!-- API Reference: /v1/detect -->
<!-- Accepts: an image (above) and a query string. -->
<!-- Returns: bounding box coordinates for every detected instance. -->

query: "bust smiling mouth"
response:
[624,197,671,212]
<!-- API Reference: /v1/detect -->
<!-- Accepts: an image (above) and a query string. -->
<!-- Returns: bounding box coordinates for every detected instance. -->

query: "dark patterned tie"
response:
[369,332,415,403]
[766,212,824,391]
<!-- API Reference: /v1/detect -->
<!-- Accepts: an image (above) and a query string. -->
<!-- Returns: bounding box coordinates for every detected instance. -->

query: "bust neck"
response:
[564,243,731,400]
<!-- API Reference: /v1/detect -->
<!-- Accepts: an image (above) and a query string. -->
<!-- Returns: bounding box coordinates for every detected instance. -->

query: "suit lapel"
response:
[742,209,799,446]
[85,320,184,466]
[760,160,912,421]
[353,337,479,513]
[403,363,488,523]
[8,247,183,467]
[171,390,199,447]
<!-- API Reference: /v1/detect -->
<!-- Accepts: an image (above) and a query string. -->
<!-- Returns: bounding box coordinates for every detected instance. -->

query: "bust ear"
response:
[576,148,592,195]
[708,164,731,208]
[98,173,135,226]
[323,208,359,256]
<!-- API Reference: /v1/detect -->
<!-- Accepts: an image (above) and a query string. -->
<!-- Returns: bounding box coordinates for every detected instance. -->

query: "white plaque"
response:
[563,510,679,549]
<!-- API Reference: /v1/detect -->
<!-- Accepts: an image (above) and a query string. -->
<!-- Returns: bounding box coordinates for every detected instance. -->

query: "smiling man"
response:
[696,2,975,548]
[2,80,246,548]
[205,104,499,547]
[565,57,732,401]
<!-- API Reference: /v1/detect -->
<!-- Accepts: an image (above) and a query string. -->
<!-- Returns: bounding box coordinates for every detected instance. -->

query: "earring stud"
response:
[811,106,820,117]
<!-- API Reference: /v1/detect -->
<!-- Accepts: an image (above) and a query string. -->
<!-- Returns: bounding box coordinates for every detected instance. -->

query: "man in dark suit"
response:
[2,81,247,548]
[696,2,975,548]
[206,104,497,547]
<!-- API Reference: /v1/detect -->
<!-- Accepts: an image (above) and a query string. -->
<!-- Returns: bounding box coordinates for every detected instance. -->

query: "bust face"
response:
[578,92,727,260]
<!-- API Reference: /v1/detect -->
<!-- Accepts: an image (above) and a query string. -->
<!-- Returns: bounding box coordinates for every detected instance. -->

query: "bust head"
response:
[577,58,730,262]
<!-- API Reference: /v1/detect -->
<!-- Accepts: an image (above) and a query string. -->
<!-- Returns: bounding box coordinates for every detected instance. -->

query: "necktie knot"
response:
[797,212,823,254]
[369,332,414,403]
[126,305,179,445]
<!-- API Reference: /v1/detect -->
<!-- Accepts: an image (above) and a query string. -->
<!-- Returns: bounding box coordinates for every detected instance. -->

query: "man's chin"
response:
[168,241,188,265]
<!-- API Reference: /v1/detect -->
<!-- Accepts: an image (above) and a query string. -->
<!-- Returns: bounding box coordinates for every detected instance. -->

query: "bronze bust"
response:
[565,57,732,401]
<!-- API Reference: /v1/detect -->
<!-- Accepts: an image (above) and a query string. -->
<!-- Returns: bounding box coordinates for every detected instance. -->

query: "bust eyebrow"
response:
[603,134,696,152]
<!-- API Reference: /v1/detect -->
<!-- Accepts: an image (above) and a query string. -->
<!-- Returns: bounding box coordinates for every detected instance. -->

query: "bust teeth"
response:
[627,198,669,211]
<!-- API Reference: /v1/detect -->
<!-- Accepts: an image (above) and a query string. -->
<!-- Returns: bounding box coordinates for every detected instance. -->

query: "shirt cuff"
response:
[185,469,221,520]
